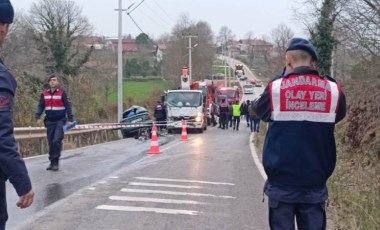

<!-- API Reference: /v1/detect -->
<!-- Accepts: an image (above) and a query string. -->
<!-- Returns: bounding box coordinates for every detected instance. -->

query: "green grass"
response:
[213,59,233,75]
[108,80,172,103]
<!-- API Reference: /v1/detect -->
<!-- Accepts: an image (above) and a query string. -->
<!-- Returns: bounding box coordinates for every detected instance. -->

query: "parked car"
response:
[243,84,255,94]
[255,81,263,87]
[120,105,153,138]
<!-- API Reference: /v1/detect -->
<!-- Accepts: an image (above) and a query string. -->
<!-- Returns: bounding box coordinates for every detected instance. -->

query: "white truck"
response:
[164,67,207,133]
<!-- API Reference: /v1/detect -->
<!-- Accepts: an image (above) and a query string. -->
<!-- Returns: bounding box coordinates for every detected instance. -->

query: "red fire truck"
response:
[216,86,240,104]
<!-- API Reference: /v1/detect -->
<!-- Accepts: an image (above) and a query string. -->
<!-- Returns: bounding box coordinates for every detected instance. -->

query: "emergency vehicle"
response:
[164,67,208,133]
[216,86,240,103]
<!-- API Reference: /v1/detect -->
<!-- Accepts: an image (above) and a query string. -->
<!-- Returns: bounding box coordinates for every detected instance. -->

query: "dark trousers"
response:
[219,114,227,129]
[155,118,166,130]
[45,119,65,163]
[0,176,7,230]
[251,118,260,132]
[268,199,326,230]
[233,116,240,130]
[228,115,233,127]
[211,114,217,126]
[245,114,250,126]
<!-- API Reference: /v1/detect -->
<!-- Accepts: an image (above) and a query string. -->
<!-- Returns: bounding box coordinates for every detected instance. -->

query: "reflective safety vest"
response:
[269,74,341,123]
[232,104,241,116]
[43,89,65,112]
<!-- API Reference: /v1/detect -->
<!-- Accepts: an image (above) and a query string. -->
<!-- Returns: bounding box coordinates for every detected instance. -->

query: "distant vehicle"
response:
[255,81,263,87]
[239,75,247,81]
[243,84,255,94]
[120,106,153,138]
[235,64,245,78]
[217,87,240,104]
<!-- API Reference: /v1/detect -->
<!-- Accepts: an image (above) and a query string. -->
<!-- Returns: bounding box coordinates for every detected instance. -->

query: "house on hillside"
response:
[239,39,273,57]
[82,36,106,50]
[155,44,167,62]
[105,37,139,56]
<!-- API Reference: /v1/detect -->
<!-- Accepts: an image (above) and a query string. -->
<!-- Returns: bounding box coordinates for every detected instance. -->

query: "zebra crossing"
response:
[95,176,236,216]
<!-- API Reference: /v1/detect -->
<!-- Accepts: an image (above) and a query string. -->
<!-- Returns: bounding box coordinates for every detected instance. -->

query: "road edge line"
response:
[249,133,267,180]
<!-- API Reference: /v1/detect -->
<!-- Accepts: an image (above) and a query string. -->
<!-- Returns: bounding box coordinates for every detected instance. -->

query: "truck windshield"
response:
[166,92,202,107]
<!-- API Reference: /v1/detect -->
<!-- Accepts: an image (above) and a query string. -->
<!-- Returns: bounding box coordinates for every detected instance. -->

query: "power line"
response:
[152,0,176,23]
[127,13,145,34]
[144,1,173,28]
[128,0,145,14]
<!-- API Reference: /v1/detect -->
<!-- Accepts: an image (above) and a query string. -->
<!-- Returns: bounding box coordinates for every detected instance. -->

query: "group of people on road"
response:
[215,99,260,133]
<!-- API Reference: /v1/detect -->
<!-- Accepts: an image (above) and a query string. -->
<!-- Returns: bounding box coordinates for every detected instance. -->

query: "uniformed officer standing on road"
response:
[154,100,167,130]
[254,38,346,230]
[0,1,34,229]
[35,74,73,171]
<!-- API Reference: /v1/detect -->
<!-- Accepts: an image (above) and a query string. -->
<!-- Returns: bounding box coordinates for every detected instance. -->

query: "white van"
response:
[243,84,254,94]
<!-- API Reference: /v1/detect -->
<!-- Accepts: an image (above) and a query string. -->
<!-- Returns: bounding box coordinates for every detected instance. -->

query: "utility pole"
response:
[115,0,126,129]
[182,34,198,80]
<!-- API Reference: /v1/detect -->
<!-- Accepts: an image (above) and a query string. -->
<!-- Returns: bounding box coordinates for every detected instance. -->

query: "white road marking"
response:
[109,176,119,179]
[98,181,107,184]
[134,177,235,186]
[96,205,198,215]
[109,196,206,205]
[249,133,267,180]
[121,188,236,199]
[129,182,202,189]
[88,187,96,190]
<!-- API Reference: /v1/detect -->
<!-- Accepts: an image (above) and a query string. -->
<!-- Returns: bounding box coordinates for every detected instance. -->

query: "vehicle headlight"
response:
[195,112,203,122]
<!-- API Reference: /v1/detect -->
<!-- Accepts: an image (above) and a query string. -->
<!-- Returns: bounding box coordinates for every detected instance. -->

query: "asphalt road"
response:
[6,60,267,230]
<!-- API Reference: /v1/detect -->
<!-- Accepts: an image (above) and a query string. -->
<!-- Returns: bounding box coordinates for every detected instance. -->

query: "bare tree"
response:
[162,15,215,85]
[28,0,93,82]
[271,24,295,57]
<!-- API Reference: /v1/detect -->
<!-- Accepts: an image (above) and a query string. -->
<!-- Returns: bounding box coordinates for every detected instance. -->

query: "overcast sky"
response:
[12,0,308,40]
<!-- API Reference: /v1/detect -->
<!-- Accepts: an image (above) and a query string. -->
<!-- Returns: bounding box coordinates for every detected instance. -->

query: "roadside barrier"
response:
[147,124,161,154]
[181,120,188,141]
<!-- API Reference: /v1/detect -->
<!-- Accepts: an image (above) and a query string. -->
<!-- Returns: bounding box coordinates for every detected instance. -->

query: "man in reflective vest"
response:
[232,101,241,131]
[35,74,73,171]
[254,38,346,230]
[0,1,34,228]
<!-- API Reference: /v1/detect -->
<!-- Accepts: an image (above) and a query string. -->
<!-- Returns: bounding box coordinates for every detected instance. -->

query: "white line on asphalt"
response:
[249,133,267,180]
[121,188,236,199]
[109,196,207,205]
[134,177,235,186]
[129,182,202,189]
[96,205,199,215]
[88,187,96,190]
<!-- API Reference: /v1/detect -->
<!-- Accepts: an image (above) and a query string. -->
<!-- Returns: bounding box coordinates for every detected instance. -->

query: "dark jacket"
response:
[35,88,73,122]
[253,66,346,191]
[0,59,32,196]
[154,103,166,120]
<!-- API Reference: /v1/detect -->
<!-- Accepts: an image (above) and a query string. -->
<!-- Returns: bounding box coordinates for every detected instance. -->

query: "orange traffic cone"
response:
[148,124,161,154]
[181,120,188,141]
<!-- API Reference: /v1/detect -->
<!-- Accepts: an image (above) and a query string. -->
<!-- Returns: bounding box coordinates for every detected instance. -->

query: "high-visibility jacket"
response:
[35,88,73,122]
[232,104,241,116]
[253,66,346,191]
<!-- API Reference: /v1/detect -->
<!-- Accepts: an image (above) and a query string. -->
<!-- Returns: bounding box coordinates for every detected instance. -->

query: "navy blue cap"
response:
[286,38,318,61]
[0,0,14,24]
